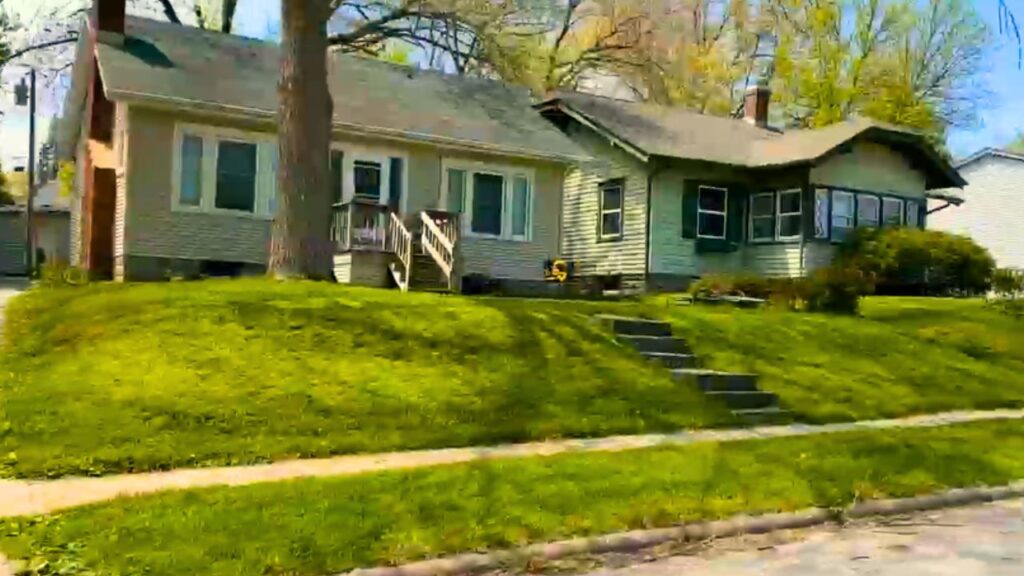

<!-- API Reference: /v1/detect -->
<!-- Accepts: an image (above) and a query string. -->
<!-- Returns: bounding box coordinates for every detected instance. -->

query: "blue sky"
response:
[0,0,1021,168]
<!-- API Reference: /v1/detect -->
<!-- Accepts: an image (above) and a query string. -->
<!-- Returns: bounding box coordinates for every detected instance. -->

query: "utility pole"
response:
[15,69,37,275]
[26,69,36,275]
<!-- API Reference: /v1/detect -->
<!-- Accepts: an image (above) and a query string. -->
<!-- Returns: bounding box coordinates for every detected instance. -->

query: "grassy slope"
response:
[655,296,1024,423]
[4,420,1024,576]
[0,280,730,479]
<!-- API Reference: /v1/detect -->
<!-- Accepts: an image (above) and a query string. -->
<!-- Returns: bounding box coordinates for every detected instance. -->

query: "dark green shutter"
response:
[726,188,745,246]
[681,181,698,239]
[388,157,403,212]
[330,150,344,204]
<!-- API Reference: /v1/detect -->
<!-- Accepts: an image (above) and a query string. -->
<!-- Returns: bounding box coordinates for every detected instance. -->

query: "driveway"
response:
[560,500,1024,576]
[0,276,28,340]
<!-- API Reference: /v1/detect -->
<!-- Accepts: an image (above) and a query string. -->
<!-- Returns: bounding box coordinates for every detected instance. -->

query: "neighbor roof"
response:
[955,147,1024,169]
[540,92,965,190]
[86,17,587,163]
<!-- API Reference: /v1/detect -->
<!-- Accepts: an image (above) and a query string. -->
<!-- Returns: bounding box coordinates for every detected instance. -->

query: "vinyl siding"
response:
[332,251,391,287]
[69,120,88,266]
[648,169,694,276]
[113,103,129,270]
[560,122,648,276]
[124,106,563,281]
[929,155,1024,270]
[0,213,26,274]
[810,141,927,199]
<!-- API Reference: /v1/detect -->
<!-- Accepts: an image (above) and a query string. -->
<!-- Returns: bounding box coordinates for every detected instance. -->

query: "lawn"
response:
[654,296,1024,423]
[0,280,730,479]
[3,420,1024,576]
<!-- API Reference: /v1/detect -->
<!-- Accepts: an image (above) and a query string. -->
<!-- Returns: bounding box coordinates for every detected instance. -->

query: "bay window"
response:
[882,197,903,227]
[697,186,727,239]
[857,195,880,228]
[831,190,855,241]
[442,160,533,241]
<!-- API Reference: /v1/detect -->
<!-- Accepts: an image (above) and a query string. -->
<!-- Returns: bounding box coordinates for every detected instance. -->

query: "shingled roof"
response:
[87,17,587,163]
[541,92,965,190]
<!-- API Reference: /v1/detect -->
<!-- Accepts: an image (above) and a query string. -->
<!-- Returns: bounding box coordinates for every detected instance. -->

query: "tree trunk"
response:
[269,0,334,279]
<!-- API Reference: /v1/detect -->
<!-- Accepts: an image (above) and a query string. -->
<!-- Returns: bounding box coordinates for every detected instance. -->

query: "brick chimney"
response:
[91,0,126,45]
[743,82,771,129]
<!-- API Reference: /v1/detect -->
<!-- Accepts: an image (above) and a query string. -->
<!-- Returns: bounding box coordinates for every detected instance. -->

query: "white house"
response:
[929,148,1024,271]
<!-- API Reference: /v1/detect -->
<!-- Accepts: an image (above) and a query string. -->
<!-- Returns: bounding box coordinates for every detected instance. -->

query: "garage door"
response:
[0,212,27,275]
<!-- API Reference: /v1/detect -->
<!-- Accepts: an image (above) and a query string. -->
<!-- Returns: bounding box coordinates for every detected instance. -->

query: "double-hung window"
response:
[175,125,271,216]
[599,180,624,240]
[749,192,775,242]
[777,189,803,240]
[697,186,727,239]
[831,190,855,241]
[442,160,533,241]
[857,195,880,228]
[881,197,903,227]
[353,160,382,200]
[215,140,258,212]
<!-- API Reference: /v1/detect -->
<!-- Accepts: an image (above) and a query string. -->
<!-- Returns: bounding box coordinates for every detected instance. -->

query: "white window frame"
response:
[440,158,534,242]
[171,123,276,219]
[831,190,855,242]
[748,192,776,243]
[697,185,728,240]
[857,194,880,228]
[881,197,904,227]
[332,142,408,212]
[599,179,624,240]
[776,188,803,241]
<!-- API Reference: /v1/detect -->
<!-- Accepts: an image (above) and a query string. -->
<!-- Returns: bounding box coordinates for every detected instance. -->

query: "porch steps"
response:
[608,317,791,425]
[408,252,450,292]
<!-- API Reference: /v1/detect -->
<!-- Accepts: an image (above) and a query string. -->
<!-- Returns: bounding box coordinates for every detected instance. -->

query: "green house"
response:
[537,89,965,292]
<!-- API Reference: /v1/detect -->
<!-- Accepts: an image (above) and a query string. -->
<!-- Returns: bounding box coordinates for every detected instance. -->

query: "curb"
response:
[344,482,1024,576]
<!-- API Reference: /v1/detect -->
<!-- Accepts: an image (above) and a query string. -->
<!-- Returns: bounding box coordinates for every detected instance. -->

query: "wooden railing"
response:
[420,211,459,291]
[330,200,389,252]
[387,212,413,292]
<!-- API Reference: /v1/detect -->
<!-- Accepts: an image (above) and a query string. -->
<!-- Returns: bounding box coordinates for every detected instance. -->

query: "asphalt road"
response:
[576,500,1024,576]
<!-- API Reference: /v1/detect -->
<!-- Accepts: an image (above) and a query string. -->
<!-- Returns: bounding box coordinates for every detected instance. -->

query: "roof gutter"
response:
[107,89,592,165]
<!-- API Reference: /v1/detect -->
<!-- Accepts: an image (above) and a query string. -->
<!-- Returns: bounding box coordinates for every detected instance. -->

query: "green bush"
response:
[36,261,89,288]
[993,268,1024,297]
[837,227,995,296]
[804,265,874,315]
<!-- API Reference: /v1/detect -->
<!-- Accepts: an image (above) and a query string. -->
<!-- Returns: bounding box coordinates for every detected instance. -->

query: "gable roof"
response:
[540,92,966,190]
[77,17,587,163]
[955,147,1024,169]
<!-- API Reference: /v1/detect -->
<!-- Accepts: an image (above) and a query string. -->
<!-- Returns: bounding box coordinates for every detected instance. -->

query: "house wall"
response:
[0,213,25,275]
[123,105,564,282]
[560,122,649,279]
[649,161,810,280]
[928,155,1024,270]
[69,118,89,267]
[810,141,927,198]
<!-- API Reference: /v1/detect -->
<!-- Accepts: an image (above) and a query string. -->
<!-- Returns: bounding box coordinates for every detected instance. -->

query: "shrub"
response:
[804,265,874,315]
[993,268,1024,297]
[36,261,89,288]
[837,227,995,296]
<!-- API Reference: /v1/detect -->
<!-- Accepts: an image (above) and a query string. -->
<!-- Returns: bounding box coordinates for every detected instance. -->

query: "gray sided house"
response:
[58,10,587,290]
[537,90,965,291]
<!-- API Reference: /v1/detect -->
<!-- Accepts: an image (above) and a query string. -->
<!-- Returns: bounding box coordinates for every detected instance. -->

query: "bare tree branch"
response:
[0,34,79,68]
[157,0,182,24]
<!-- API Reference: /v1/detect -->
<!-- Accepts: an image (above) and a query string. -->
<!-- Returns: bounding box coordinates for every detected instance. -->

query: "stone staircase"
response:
[606,316,790,424]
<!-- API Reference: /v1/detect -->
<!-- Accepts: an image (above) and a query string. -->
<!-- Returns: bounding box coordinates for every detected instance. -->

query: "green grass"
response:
[4,420,1024,576]
[0,280,730,479]
[654,296,1024,423]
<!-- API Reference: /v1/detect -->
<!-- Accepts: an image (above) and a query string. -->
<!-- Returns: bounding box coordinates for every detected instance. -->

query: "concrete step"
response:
[603,317,673,337]
[705,390,778,410]
[670,369,759,392]
[618,335,691,354]
[642,352,699,369]
[731,407,793,425]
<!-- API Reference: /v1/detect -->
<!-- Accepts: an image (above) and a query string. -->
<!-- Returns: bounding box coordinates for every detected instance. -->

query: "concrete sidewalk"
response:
[2,407,1022,519]
[0,276,28,341]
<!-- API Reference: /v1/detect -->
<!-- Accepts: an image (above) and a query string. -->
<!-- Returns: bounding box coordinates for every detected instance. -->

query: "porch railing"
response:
[420,211,459,291]
[330,200,389,252]
[387,212,413,292]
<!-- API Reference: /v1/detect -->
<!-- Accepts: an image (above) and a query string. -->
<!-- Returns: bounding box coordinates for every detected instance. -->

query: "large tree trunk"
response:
[269,0,334,279]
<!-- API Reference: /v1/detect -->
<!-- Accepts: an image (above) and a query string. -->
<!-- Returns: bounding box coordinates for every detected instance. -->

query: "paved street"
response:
[577,500,1024,576]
